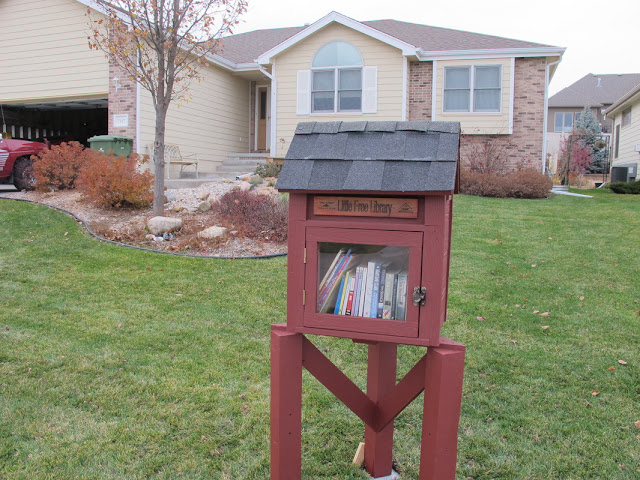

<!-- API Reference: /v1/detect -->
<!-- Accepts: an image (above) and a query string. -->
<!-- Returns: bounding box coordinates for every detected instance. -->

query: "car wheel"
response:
[13,156,36,191]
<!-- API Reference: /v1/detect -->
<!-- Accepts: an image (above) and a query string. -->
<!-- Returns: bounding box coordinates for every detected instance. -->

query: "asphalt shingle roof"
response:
[549,73,640,108]
[275,121,460,193]
[219,19,555,64]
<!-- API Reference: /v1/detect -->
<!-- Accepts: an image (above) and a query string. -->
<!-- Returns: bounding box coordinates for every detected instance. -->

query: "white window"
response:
[311,41,363,113]
[622,107,632,127]
[443,65,502,113]
[554,112,573,132]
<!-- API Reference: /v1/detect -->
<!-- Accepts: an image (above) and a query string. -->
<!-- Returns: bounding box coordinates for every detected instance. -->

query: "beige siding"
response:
[611,99,640,172]
[0,0,108,102]
[274,23,405,157]
[139,64,251,175]
[433,58,512,134]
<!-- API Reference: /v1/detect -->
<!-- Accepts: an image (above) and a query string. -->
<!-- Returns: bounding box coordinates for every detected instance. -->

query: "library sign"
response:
[313,196,418,218]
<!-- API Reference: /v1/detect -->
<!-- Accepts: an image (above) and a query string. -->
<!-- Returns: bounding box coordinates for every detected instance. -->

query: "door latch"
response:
[412,287,426,307]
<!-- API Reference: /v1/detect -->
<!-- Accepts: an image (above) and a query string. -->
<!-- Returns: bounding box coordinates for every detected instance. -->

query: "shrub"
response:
[461,135,514,175]
[608,181,640,194]
[32,141,89,191]
[76,153,154,209]
[255,162,282,178]
[461,168,552,199]
[211,188,288,242]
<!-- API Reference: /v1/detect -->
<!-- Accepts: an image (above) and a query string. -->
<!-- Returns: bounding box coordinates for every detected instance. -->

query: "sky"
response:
[232,0,640,96]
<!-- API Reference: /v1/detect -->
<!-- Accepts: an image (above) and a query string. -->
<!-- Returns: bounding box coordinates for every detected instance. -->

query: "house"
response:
[546,73,640,175]
[0,0,565,178]
[606,84,640,182]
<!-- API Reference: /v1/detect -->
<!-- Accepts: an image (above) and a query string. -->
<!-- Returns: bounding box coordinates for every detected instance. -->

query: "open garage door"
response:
[1,98,108,146]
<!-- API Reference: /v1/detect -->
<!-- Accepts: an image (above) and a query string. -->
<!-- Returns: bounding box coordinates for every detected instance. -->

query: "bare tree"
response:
[88,0,247,215]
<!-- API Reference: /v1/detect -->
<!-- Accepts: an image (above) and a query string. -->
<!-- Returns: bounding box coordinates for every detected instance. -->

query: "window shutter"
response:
[362,66,378,114]
[296,70,311,115]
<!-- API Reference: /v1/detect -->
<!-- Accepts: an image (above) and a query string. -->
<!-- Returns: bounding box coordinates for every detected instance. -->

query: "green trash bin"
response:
[88,135,133,156]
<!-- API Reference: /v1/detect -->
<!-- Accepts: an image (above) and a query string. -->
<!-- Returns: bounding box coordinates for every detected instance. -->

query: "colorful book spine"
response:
[395,274,408,321]
[370,263,382,318]
[363,262,376,318]
[352,267,362,316]
[339,272,352,315]
[376,266,387,318]
[318,250,351,307]
[357,266,368,317]
[390,274,399,320]
[344,276,355,315]
[318,248,344,295]
[382,272,395,319]
[333,277,347,315]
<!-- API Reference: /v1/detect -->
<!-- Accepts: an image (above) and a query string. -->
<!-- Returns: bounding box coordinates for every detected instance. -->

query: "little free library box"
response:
[276,120,460,347]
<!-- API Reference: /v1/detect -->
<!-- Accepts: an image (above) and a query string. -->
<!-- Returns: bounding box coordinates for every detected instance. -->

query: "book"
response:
[351,267,362,317]
[339,272,353,315]
[376,265,387,318]
[333,277,346,315]
[370,263,382,318]
[390,274,399,320]
[362,262,376,318]
[357,266,368,317]
[318,249,351,306]
[382,272,395,319]
[318,251,352,311]
[344,275,356,315]
[318,248,345,294]
[395,274,408,321]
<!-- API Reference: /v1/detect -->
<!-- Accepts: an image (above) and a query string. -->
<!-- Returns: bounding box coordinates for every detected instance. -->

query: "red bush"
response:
[76,153,153,209]
[211,188,288,242]
[460,168,552,199]
[32,141,90,191]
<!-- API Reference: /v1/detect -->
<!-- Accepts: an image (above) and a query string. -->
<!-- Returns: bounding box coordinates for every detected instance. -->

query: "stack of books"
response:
[317,249,408,321]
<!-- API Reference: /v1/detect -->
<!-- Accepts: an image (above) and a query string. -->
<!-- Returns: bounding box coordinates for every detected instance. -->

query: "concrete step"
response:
[165,173,236,189]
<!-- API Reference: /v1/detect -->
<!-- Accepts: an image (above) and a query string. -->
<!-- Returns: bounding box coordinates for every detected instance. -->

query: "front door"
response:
[257,87,269,151]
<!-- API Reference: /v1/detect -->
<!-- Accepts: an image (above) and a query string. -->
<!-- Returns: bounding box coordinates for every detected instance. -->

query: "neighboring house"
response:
[546,74,640,172]
[606,84,640,182]
[0,0,565,177]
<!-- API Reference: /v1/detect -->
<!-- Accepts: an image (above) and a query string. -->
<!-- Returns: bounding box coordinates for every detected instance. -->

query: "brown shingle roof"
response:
[549,73,640,108]
[218,18,556,64]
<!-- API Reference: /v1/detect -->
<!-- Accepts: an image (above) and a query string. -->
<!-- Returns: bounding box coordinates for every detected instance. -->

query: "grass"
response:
[0,190,638,479]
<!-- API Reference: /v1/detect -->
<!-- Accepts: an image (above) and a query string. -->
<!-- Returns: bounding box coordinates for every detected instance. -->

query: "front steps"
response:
[165,153,269,189]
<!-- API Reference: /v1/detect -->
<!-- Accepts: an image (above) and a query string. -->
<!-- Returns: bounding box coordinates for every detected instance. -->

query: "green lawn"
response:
[1,190,638,479]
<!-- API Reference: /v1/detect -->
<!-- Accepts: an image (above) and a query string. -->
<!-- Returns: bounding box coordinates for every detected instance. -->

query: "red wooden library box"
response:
[275,121,460,347]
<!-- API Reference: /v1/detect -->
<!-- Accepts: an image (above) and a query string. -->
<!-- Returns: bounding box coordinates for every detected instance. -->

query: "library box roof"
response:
[275,121,460,193]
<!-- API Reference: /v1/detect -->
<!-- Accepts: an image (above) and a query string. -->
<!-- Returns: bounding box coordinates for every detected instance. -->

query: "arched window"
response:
[311,41,363,112]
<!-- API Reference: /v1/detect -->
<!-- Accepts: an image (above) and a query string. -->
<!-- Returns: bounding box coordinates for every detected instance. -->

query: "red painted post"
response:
[419,343,465,479]
[364,342,398,478]
[271,326,303,480]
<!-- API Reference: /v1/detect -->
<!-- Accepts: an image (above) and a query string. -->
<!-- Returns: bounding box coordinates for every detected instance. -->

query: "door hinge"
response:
[412,286,426,307]
[303,248,307,264]
[302,289,306,306]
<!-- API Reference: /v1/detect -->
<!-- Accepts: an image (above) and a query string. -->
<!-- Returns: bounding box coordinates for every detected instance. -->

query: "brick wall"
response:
[108,60,138,151]
[407,61,432,121]
[460,57,547,171]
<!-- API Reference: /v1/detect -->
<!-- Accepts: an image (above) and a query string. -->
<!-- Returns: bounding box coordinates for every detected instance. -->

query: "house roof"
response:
[275,121,460,193]
[605,83,640,116]
[549,73,640,108]
[219,14,560,65]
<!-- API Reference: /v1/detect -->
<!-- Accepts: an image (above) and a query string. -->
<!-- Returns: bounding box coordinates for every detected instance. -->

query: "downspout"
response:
[543,57,562,174]
[259,64,276,157]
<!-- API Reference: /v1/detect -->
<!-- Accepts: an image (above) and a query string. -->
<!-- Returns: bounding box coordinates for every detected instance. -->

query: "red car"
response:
[0,138,46,190]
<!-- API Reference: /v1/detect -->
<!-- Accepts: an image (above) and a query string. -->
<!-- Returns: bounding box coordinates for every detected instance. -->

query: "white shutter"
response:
[296,70,311,115]
[362,66,378,114]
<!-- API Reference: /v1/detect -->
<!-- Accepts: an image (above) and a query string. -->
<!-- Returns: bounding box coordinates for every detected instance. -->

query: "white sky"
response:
[233,0,640,96]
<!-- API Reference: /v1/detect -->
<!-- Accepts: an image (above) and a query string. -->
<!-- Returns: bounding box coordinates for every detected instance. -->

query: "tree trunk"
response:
[152,104,169,216]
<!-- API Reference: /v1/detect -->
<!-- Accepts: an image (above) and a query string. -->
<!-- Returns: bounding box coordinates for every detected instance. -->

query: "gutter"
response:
[542,57,563,174]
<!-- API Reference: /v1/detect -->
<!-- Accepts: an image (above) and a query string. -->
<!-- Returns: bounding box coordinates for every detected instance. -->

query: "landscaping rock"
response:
[165,192,177,203]
[147,216,183,235]
[197,201,211,213]
[238,181,252,191]
[199,191,210,201]
[171,205,185,213]
[197,226,228,239]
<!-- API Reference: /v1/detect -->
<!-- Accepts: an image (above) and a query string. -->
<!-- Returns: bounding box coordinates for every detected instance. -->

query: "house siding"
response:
[611,100,640,174]
[139,62,251,176]
[459,57,547,171]
[273,22,404,157]
[0,0,108,103]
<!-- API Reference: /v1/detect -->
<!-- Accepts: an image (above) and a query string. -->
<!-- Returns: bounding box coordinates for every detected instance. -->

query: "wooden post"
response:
[364,342,398,478]
[419,342,465,479]
[271,326,303,480]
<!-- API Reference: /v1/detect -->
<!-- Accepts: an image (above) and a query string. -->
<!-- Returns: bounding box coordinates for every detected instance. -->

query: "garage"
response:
[1,99,108,146]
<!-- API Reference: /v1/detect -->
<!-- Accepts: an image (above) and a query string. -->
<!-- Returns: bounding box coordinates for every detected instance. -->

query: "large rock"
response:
[197,201,211,213]
[147,216,183,235]
[197,226,228,239]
